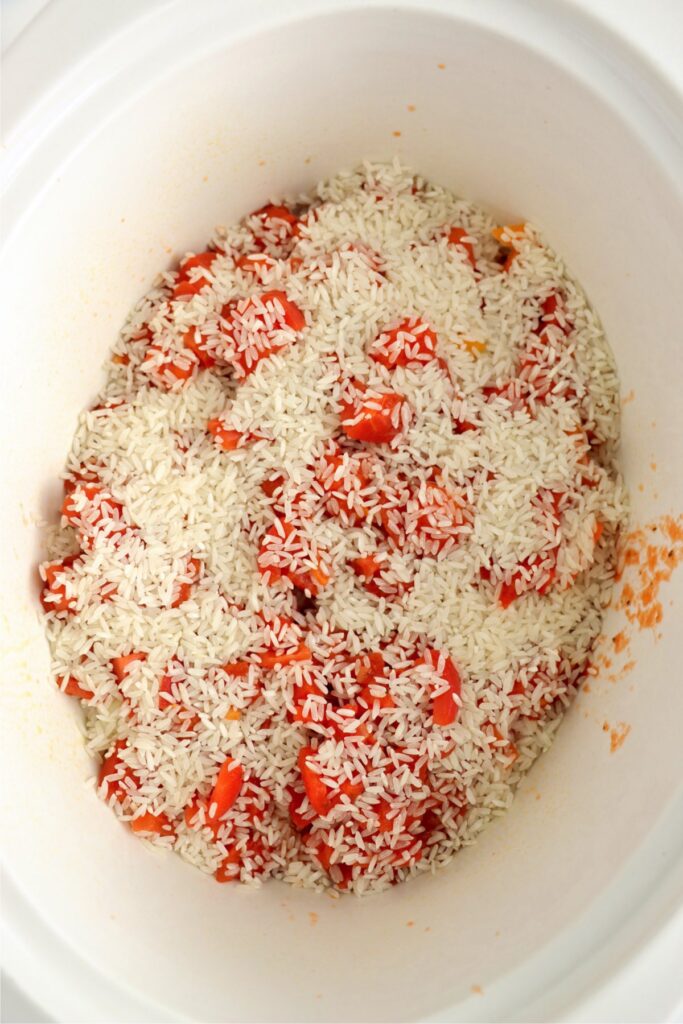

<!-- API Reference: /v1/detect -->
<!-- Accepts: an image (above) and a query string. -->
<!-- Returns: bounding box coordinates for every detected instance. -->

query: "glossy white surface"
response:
[2,1,683,1020]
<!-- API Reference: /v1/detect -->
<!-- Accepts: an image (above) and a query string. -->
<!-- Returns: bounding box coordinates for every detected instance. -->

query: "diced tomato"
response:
[222,660,251,678]
[130,811,174,835]
[111,652,146,685]
[447,227,476,268]
[58,675,94,700]
[208,758,244,821]
[98,740,138,802]
[205,417,259,450]
[423,648,461,726]
[257,643,311,669]
[298,746,331,816]
[369,319,438,369]
[375,798,397,833]
[235,253,278,280]
[412,480,471,553]
[141,344,197,388]
[316,445,370,524]
[355,650,386,685]
[40,556,79,615]
[172,251,219,299]
[314,841,334,872]
[349,553,383,580]
[594,520,604,545]
[158,657,184,708]
[492,223,526,272]
[220,291,305,378]
[339,778,364,801]
[261,474,285,499]
[61,484,125,529]
[534,293,573,338]
[182,327,215,368]
[215,846,241,883]
[288,788,311,831]
[258,517,330,595]
[251,203,300,234]
[339,383,409,445]
[171,556,202,608]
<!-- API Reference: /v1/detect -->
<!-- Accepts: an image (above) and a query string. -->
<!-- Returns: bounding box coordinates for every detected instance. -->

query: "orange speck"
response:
[471,985,483,996]
[650,461,657,472]
[638,483,645,493]
[424,926,431,932]
[224,707,241,721]
[407,104,416,112]
[304,157,312,165]
[258,159,266,167]
[437,63,446,69]
[612,631,629,654]
[610,722,631,752]
[621,389,635,405]
[535,792,541,800]
[202,175,208,183]
[392,130,402,137]
[602,721,610,732]
[112,353,129,366]
[406,920,414,927]
[309,911,318,926]
[461,338,487,355]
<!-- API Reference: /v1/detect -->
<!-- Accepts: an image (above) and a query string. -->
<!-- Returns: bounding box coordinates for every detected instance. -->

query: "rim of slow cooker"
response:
[2,2,683,1021]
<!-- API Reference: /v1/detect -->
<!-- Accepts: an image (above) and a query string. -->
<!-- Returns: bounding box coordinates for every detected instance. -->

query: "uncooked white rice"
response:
[40,160,628,895]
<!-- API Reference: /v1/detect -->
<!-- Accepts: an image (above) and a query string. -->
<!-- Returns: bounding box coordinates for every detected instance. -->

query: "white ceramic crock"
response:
[2,1,683,1020]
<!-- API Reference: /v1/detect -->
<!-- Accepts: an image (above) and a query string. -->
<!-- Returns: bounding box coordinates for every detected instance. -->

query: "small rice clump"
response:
[39,161,628,894]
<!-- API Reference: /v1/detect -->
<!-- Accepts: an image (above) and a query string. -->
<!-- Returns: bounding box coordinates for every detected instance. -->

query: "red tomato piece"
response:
[251,203,300,234]
[215,846,242,883]
[171,557,202,608]
[257,643,312,669]
[261,474,285,499]
[288,788,311,831]
[58,675,94,700]
[111,652,146,684]
[423,648,462,726]
[182,327,215,368]
[258,517,330,595]
[98,740,138,802]
[447,226,476,267]
[235,253,278,280]
[339,383,409,445]
[172,251,219,300]
[40,555,80,615]
[316,445,371,525]
[298,747,331,817]
[130,811,174,835]
[220,291,305,377]
[208,758,244,821]
[369,319,438,369]
[141,344,197,389]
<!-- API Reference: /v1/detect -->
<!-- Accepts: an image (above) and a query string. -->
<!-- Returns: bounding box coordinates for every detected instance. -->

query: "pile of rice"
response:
[40,161,628,895]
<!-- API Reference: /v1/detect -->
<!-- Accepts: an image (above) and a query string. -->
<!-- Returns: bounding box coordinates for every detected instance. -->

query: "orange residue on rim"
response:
[309,911,318,926]
[610,722,631,752]
[621,389,635,405]
[615,515,683,632]
[612,631,629,654]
